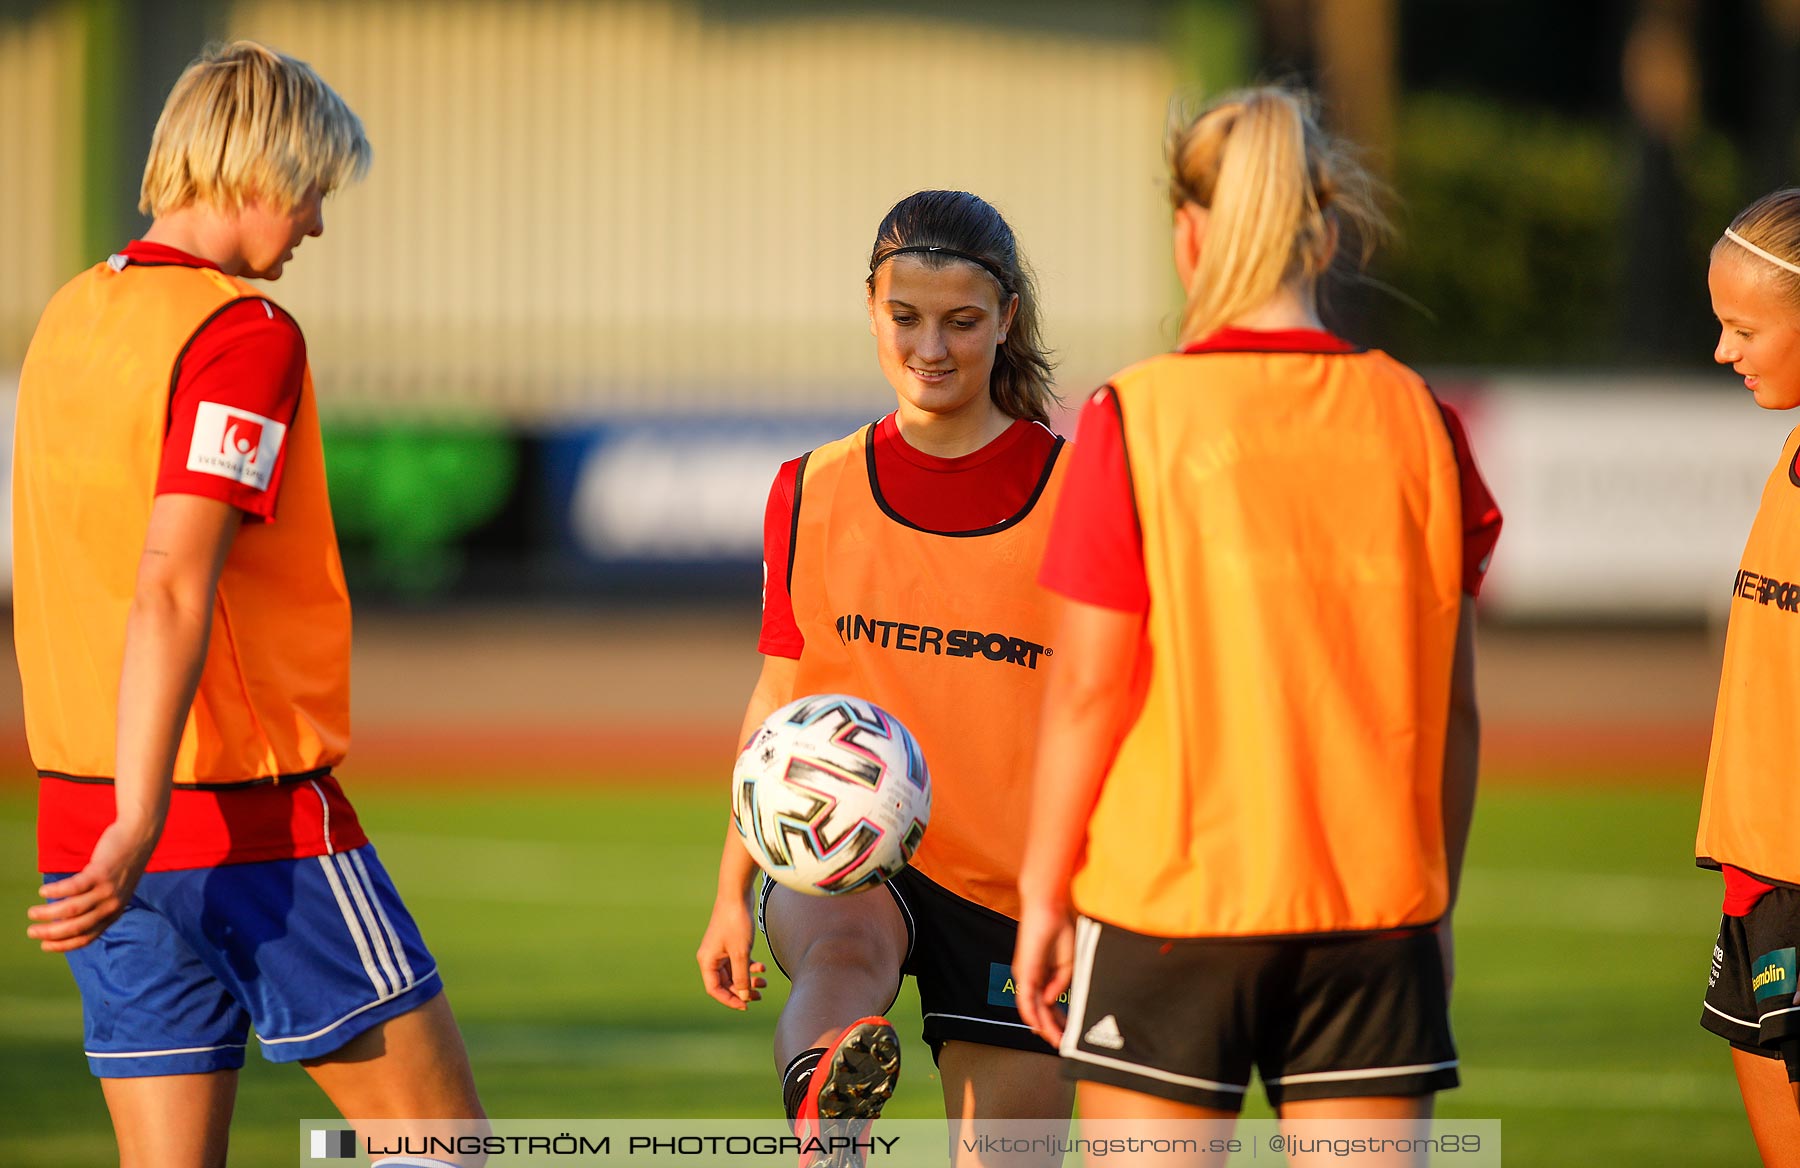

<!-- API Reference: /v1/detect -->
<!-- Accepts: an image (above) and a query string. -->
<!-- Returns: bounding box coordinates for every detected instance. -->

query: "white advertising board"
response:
[1464,376,1794,620]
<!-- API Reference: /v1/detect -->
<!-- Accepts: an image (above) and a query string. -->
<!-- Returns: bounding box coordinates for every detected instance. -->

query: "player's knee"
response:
[788,928,902,985]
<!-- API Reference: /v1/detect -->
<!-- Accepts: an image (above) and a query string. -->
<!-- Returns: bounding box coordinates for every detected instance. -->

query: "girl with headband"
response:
[696,190,1074,1162]
[1697,188,1800,1163]
[1011,86,1502,1136]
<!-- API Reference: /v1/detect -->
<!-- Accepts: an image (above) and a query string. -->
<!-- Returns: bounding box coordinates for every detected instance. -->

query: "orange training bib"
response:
[785,422,1066,917]
[1072,348,1465,937]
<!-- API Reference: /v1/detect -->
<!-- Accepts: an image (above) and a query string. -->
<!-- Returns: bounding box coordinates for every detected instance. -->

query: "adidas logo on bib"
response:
[1083,1014,1125,1050]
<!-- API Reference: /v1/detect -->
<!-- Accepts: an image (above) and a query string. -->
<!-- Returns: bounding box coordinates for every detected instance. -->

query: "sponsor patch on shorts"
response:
[986,962,1020,1007]
[984,961,1067,1009]
[1752,947,1797,1002]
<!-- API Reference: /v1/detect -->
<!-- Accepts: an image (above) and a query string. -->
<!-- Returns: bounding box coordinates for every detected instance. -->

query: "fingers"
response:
[1035,979,1068,1046]
[35,871,96,902]
[1014,959,1060,1045]
[27,901,123,950]
[29,844,146,951]
[1013,918,1072,1047]
[37,932,100,954]
[1022,979,1066,1046]
[1036,1011,1065,1047]
[696,946,746,1010]
[1015,980,1044,1032]
[696,947,769,1010]
[728,951,766,1005]
[1021,996,1063,1047]
[1029,986,1051,1036]
[27,883,112,922]
[1015,972,1063,1047]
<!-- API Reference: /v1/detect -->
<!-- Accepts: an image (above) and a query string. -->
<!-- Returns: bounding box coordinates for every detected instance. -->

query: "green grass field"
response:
[0,775,1756,1166]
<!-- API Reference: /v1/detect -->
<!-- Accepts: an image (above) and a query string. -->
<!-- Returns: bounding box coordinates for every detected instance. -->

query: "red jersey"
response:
[31,241,363,873]
[760,412,1060,657]
[1041,328,1503,610]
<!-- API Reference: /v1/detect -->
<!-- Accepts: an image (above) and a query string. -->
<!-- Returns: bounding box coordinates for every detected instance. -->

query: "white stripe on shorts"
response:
[334,852,404,996]
[923,1012,1034,1031]
[1058,916,1247,1096]
[85,1042,247,1058]
[260,965,441,1046]
[1265,1059,1459,1086]
[349,849,415,988]
[1058,916,1103,1059]
[1704,1001,1760,1030]
[1062,1047,1250,1095]
[317,854,392,997]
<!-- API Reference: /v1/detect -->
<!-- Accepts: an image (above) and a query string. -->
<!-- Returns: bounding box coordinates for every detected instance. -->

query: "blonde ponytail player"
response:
[1012,86,1501,1138]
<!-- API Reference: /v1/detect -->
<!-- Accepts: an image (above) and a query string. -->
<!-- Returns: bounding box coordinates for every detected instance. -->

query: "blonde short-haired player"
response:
[1696,188,1800,1167]
[17,41,482,1168]
[1010,87,1500,1152]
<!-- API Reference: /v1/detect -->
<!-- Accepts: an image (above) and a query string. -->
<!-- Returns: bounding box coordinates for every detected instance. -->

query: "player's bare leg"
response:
[100,1069,237,1168]
[1733,1047,1800,1168]
[1278,1095,1432,1168]
[762,883,907,1066]
[1074,1081,1237,1168]
[939,1042,1071,1168]
[301,992,487,1167]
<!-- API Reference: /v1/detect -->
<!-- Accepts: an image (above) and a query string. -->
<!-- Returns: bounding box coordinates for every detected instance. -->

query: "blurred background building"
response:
[2,0,1797,620]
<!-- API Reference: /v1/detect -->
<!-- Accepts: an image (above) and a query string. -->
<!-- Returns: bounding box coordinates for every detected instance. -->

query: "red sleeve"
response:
[157,298,305,522]
[757,458,805,658]
[1438,402,1503,597]
[1039,386,1150,611]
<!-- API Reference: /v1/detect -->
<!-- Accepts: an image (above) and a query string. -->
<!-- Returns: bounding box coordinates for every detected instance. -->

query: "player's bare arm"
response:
[695,653,796,1009]
[26,495,240,952]
[1439,595,1481,995]
[1012,596,1144,1046]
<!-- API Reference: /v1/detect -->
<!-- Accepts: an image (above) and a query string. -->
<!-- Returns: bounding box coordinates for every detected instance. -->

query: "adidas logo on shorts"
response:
[1083,1014,1125,1050]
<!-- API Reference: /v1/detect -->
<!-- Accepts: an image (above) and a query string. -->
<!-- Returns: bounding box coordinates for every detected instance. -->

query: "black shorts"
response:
[758,867,1055,1059]
[1701,884,1800,1082]
[1060,916,1458,1111]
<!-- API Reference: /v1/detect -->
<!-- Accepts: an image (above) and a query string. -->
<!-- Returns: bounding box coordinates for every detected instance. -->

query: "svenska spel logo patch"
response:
[187,401,286,491]
[1752,947,1797,1002]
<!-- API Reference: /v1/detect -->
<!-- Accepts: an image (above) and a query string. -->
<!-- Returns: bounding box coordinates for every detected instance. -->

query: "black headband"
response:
[870,244,1009,290]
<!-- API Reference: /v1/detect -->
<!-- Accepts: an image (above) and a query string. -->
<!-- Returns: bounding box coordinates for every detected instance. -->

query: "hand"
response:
[27,819,160,952]
[696,886,767,1010]
[1012,898,1076,1047]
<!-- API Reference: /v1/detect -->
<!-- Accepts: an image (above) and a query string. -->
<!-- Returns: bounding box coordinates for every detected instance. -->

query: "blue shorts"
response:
[52,844,441,1078]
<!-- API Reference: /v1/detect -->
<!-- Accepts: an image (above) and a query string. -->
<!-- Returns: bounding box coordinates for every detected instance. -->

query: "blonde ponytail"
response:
[1167,87,1387,345]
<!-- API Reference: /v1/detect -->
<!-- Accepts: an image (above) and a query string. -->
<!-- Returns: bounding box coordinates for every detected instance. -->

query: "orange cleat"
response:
[794,1016,900,1168]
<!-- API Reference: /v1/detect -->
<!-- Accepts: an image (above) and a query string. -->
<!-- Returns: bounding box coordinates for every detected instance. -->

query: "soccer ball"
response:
[733,693,931,896]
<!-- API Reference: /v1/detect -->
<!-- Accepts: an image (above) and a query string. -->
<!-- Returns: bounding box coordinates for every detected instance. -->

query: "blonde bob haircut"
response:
[139,40,370,217]
[1166,86,1387,346]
